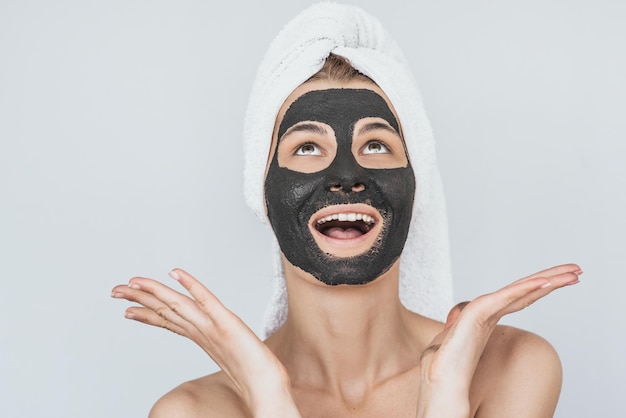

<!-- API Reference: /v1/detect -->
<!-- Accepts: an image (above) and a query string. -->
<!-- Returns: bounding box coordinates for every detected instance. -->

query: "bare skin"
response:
[112,79,580,417]
[111,263,578,417]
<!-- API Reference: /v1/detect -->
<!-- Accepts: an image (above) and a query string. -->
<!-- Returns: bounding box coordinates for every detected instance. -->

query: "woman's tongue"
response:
[324,227,363,239]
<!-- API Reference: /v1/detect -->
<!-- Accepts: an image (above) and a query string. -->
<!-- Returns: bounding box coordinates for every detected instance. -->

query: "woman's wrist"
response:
[416,380,470,418]
[242,363,300,417]
[417,396,469,418]
[250,382,301,418]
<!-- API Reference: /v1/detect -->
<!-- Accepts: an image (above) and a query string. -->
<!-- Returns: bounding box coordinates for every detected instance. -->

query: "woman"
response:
[112,4,579,417]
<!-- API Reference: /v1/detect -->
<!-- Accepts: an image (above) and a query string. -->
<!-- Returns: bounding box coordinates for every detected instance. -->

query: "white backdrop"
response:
[1,1,624,417]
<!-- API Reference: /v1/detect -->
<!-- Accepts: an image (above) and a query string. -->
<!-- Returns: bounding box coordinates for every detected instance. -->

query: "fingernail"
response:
[566,278,580,286]
[111,292,123,298]
[540,281,553,289]
[128,283,140,290]
[169,270,181,281]
[455,301,470,311]
[125,312,136,319]
[574,269,583,276]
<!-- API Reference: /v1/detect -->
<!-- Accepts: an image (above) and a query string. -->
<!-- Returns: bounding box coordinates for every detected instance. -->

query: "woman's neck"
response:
[266,259,433,396]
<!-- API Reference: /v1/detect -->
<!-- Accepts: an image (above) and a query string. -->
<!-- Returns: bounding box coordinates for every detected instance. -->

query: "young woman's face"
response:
[264,79,415,286]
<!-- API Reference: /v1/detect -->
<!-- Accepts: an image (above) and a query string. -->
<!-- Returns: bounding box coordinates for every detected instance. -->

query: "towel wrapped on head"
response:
[243,2,453,337]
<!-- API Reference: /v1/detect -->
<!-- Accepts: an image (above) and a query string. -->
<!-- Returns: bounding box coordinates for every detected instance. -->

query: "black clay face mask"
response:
[264,88,415,285]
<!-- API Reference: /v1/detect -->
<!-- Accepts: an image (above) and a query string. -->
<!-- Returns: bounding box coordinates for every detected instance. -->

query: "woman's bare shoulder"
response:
[472,325,562,417]
[148,371,248,418]
[481,324,562,377]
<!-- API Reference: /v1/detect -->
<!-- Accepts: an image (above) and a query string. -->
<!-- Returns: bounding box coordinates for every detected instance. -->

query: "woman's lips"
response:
[308,203,383,257]
[315,212,374,238]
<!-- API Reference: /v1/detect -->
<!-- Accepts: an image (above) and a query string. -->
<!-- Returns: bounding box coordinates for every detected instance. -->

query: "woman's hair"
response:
[307,53,374,83]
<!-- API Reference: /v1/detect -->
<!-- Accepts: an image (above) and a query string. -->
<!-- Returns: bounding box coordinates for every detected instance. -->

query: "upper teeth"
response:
[316,213,375,225]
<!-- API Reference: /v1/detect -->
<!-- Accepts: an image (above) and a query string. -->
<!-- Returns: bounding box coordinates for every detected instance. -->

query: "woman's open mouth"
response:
[309,204,383,257]
[315,212,376,239]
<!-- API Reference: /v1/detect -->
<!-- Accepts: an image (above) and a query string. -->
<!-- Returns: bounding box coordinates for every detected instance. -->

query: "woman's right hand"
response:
[111,269,302,418]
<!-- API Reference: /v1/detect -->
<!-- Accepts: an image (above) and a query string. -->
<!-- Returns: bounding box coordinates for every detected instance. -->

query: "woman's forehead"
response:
[265,79,403,169]
[278,88,399,140]
[272,79,402,144]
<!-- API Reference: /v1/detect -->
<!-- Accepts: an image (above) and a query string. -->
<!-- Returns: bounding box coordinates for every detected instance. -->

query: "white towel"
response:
[243,2,453,337]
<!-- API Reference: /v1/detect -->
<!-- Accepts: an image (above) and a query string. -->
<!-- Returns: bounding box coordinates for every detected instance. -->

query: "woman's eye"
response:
[295,143,322,156]
[363,141,390,154]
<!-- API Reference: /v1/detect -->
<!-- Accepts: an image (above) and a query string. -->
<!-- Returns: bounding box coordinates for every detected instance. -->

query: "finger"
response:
[169,268,223,310]
[127,276,217,329]
[119,279,257,371]
[423,300,470,367]
[419,343,442,363]
[445,301,470,330]
[112,284,193,331]
[441,272,578,349]
[509,263,582,287]
[112,284,167,309]
[468,271,579,326]
[498,272,579,315]
[125,306,189,337]
[420,267,581,387]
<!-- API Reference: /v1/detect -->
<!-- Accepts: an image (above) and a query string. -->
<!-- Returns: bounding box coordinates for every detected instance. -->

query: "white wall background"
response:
[1,0,624,417]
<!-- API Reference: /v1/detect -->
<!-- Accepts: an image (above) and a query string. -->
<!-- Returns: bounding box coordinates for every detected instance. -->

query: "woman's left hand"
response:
[416,263,581,418]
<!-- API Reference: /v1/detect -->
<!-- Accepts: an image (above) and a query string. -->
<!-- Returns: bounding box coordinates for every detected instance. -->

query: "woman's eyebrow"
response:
[356,121,398,136]
[282,122,328,139]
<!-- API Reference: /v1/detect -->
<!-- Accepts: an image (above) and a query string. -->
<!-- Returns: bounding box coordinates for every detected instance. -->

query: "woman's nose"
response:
[324,152,367,193]
[328,182,365,192]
